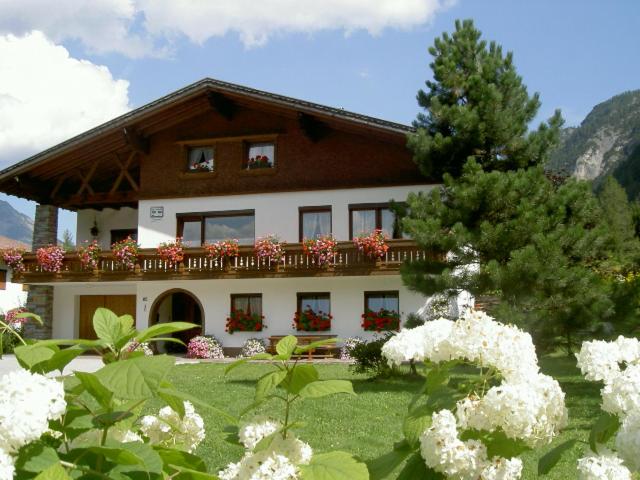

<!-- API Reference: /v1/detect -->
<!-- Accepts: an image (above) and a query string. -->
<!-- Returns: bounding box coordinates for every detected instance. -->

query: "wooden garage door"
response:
[79,295,136,339]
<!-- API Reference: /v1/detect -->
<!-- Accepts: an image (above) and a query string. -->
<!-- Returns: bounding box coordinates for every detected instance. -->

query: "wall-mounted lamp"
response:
[90,219,99,238]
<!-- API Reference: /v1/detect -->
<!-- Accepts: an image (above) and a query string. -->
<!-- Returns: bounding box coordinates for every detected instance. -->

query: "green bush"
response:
[349,334,397,378]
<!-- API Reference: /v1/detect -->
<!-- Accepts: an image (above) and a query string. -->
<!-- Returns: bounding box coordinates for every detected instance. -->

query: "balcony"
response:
[16,240,431,283]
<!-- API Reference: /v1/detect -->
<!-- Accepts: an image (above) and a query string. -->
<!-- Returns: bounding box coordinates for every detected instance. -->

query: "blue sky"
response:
[0,0,638,240]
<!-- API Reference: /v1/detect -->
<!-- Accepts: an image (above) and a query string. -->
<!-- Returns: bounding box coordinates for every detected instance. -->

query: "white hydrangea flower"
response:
[140,401,204,453]
[238,417,280,450]
[381,318,454,366]
[575,336,640,382]
[420,409,490,480]
[616,412,640,471]
[0,449,14,480]
[577,451,632,480]
[0,368,66,453]
[480,457,523,480]
[456,374,568,448]
[601,364,640,417]
[219,431,312,480]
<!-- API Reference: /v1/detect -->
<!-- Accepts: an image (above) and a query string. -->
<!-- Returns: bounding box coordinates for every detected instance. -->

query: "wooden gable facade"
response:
[0,78,431,211]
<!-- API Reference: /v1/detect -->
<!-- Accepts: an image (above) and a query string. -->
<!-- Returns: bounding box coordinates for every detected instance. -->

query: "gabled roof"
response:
[0,78,414,181]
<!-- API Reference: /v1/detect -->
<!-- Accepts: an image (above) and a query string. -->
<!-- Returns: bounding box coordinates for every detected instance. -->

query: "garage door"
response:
[79,295,136,339]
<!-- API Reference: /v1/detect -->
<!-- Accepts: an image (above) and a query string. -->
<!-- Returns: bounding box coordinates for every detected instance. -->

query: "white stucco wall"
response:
[51,276,427,348]
[0,267,27,314]
[76,207,138,248]
[137,184,431,247]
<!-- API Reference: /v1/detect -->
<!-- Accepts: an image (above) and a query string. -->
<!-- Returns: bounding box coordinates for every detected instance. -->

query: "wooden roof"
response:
[0,78,414,210]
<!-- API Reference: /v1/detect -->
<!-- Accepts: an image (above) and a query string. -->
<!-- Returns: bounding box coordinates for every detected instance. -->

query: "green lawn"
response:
[165,356,599,479]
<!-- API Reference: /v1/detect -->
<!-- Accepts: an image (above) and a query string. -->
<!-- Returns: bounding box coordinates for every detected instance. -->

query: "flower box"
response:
[157,238,185,267]
[205,239,239,267]
[226,310,264,334]
[353,229,389,260]
[361,308,400,332]
[254,235,285,263]
[76,240,102,270]
[302,235,338,267]
[2,248,25,273]
[247,155,272,169]
[111,236,139,271]
[293,308,332,332]
[36,245,65,273]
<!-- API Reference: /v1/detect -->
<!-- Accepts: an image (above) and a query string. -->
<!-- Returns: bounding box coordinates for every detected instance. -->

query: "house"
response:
[0,236,29,315]
[0,78,437,353]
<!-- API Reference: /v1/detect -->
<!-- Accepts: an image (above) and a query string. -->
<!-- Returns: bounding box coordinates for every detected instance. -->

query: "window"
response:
[297,292,330,314]
[111,229,138,244]
[231,294,262,315]
[177,210,255,247]
[299,207,332,241]
[0,270,6,290]
[246,142,275,169]
[364,291,399,313]
[350,204,401,239]
[187,146,214,172]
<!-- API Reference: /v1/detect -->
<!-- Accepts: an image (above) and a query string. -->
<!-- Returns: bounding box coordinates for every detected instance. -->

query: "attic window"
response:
[187,146,215,172]
[246,142,275,170]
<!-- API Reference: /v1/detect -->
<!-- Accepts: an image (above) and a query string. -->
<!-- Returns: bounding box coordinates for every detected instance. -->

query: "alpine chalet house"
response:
[0,79,436,354]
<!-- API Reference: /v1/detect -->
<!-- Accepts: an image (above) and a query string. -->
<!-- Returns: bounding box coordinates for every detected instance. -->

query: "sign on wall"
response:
[150,206,164,219]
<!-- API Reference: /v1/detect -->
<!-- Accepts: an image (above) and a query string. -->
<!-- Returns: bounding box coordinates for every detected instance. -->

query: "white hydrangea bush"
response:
[140,401,205,453]
[574,335,640,478]
[240,338,267,357]
[219,418,313,480]
[379,310,568,479]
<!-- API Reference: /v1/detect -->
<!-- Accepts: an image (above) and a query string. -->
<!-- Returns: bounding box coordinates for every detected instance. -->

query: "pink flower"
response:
[36,245,65,273]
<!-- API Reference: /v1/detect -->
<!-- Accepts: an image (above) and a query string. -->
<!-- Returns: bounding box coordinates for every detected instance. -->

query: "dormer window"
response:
[187,146,214,172]
[246,142,275,170]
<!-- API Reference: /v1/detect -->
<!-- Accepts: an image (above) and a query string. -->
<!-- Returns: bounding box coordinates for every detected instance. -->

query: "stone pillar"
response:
[25,204,58,339]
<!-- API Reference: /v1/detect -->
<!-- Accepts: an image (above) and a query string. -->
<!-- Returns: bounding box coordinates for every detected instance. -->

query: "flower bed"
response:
[254,235,284,263]
[157,237,184,267]
[292,308,332,331]
[186,335,225,359]
[239,338,267,357]
[205,239,239,263]
[302,235,338,267]
[353,229,389,260]
[36,245,65,273]
[111,236,139,271]
[226,310,264,334]
[361,308,400,332]
[76,240,102,270]
[2,248,25,273]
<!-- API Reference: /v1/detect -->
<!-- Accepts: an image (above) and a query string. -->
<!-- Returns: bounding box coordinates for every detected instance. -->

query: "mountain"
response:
[0,200,33,247]
[548,90,640,198]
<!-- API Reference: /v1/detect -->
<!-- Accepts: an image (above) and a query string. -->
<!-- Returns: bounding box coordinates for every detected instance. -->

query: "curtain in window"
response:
[352,209,376,237]
[303,212,331,239]
[381,209,396,238]
[367,294,399,312]
[233,296,249,312]
[249,296,262,315]
[299,296,330,314]
[233,296,262,315]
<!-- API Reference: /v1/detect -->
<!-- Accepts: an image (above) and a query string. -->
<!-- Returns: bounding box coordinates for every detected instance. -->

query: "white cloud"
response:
[0,31,130,165]
[0,0,454,56]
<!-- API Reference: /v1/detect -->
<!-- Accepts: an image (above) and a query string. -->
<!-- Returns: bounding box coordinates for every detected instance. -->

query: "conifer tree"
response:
[408,19,563,179]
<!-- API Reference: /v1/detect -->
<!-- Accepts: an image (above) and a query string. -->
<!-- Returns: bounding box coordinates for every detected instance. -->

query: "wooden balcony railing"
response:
[16,240,432,283]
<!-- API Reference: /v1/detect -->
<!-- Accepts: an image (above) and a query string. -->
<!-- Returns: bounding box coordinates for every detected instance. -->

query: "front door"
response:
[79,295,137,339]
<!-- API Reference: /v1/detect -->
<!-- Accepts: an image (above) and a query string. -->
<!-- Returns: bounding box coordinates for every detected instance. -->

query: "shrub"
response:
[339,337,364,361]
[239,338,267,357]
[349,333,397,378]
[186,335,225,359]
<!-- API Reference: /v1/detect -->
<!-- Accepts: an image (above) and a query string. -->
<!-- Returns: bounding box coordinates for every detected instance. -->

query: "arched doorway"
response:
[149,289,203,354]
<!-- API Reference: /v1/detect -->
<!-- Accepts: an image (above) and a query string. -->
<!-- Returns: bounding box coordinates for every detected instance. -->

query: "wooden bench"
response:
[268,334,338,360]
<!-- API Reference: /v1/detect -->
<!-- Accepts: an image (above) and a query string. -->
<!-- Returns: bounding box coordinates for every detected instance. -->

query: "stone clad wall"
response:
[25,204,58,339]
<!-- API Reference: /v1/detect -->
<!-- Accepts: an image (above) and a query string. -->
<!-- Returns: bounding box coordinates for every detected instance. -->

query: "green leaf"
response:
[37,347,85,374]
[95,354,175,400]
[281,364,319,395]
[159,388,186,417]
[155,447,208,472]
[255,370,288,402]
[14,344,55,370]
[111,441,164,474]
[93,307,123,345]
[14,443,59,473]
[299,380,355,399]
[276,335,298,357]
[34,463,71,480]
[294,338,337,354]
[16,311,43,325]
[135,322,198,343]
[403,403,433,448]
[168,465,221,479]
[157,387,238,424]
[75,371,113,407]
[92,411,134,428]
[396,453,443,479]
[87,445,143,465]
[589,412,620,453]
[460,429,530,458]
[366,441,413,480]
[425,364,451,394]
[299,451,369,480]
[538,439,578,476]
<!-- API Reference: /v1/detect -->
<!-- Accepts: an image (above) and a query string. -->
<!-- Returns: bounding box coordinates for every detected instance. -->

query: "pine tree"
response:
[401,162,620,352]
[598,176,638,261]
[408,19,563,179]
[61,229,75,252]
